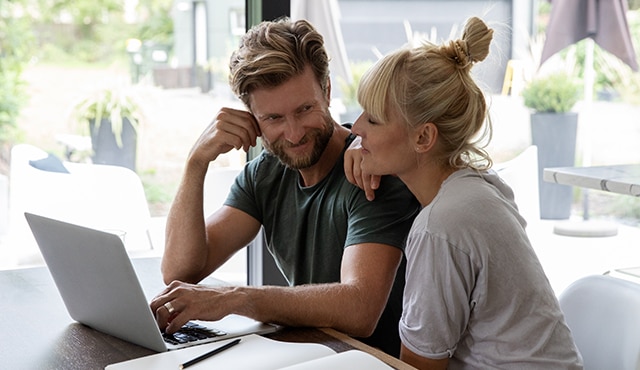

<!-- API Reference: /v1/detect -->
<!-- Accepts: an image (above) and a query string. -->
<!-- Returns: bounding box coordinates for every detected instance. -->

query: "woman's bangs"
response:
[357,61,393,123]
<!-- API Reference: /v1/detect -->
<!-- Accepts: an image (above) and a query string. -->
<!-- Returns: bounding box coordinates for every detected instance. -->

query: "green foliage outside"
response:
[338,61,374,108]
[522,72,581,113]
[1,0,174,146]
[140,169,174,206]
[0,0,34,144]
[1,0,173,67]
[136,0,174,45]
[0,0,175,210]
[542,8,640,106]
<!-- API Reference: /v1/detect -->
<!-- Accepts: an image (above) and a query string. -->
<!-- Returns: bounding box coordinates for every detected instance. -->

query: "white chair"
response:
[202,165,246,284]
[203,165,243,216]
[8,144,153,265]
[558,274,640,370]
[494,145,540,225]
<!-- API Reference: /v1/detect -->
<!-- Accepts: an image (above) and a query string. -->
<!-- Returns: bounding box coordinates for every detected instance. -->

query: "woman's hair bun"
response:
[461,16,493,64]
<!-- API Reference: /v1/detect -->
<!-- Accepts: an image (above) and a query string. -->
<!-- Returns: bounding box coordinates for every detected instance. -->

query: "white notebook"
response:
[106,334,393,370]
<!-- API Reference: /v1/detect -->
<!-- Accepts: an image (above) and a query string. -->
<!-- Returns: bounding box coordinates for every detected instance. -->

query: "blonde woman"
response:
[345,17,582,369]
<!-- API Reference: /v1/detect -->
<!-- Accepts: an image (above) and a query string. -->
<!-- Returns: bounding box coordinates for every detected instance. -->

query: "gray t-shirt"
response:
[400,168,582,369]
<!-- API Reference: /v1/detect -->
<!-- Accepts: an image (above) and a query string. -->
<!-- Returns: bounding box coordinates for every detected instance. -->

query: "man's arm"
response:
[162,107,262,284]
[161,158,208,284]
[162,173,262,283]
[151,242,402,338]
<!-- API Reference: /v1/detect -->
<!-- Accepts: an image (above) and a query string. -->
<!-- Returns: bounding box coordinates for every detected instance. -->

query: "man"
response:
[150,18,420,357]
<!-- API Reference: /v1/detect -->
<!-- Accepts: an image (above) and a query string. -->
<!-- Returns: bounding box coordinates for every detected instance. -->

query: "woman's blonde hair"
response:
[358,16,494,170]
[229,18,330,108]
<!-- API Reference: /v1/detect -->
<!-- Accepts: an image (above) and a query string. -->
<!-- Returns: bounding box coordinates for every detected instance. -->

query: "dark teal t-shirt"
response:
[226,137,419,285]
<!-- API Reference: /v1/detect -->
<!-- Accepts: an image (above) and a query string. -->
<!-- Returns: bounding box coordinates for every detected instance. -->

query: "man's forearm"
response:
[233,283,387,338]
[162,163,210,284]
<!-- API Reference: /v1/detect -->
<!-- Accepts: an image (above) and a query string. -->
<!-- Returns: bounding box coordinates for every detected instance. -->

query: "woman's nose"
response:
[351,113,365,136]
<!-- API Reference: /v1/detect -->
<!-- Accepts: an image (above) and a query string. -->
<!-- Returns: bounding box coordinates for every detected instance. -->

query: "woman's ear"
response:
[414,122,438,153]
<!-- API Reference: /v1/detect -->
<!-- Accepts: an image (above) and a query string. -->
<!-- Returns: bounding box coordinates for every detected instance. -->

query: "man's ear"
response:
[414,122,438,153]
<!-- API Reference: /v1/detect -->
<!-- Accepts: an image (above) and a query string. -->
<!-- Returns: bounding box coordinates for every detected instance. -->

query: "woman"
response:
[346,17,583,369]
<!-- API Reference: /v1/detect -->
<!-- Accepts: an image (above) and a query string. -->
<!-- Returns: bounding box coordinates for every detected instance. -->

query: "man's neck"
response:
[297,123,351,187]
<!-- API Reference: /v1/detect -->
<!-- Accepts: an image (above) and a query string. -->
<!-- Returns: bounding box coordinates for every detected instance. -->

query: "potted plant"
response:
[521,72,581,219]
[71,86,144,172]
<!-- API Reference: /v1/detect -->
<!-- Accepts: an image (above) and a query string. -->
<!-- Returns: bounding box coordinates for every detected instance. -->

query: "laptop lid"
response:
[24,212,277,352]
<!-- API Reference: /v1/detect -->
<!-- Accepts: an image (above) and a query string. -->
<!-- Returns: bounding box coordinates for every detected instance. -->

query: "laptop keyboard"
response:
[162,322,227,345]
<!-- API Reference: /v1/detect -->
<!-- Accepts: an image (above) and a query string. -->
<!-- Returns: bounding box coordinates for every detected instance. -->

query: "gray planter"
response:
[530,112,578,220]
[89,118,137,172]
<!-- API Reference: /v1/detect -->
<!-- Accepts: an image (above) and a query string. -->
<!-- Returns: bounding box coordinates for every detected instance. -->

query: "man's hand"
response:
[344,136,380,201]
[152,242,402,338]
[150,281,239,334]
[189,107,261,165]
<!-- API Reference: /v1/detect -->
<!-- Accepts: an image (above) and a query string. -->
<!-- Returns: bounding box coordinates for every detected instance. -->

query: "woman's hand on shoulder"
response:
[344,136,380,201]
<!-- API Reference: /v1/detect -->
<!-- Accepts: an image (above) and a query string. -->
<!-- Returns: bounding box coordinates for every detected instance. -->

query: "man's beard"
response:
[263,114,334,169]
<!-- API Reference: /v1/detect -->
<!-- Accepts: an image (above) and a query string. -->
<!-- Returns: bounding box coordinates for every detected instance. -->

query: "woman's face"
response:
[351,106,417,177]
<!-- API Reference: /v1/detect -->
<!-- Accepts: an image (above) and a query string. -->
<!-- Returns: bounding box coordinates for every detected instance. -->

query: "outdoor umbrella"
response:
[539,0,638,226]
[540,0,638,73]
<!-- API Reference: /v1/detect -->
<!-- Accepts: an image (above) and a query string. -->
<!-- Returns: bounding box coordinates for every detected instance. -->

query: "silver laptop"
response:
[24,212,278,352]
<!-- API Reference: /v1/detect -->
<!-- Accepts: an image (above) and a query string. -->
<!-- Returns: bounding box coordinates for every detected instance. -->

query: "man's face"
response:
[249,67,334,169]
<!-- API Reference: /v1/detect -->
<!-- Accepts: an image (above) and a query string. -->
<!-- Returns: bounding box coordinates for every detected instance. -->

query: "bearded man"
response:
[150,18,419,357]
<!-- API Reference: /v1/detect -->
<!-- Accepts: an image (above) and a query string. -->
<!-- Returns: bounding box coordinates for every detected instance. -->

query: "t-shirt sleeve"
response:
[345,175,420,251]
[225,155,263,222]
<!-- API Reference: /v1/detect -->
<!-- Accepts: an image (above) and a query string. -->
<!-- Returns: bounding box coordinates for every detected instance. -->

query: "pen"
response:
[179,338,241,369]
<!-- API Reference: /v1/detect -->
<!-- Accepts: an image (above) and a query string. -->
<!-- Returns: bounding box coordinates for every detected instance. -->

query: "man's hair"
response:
[229,18,330,108]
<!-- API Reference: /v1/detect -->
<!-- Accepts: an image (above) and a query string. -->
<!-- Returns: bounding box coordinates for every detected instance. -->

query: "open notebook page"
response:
[106,333,391,370]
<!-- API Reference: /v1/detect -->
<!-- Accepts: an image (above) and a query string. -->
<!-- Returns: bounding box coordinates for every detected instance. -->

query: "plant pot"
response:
[89,118,137,172]
[530,112,578,220]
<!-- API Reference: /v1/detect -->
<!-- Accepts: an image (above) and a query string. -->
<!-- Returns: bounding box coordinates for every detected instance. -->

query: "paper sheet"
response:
[279,350,393,370]
[106,334,336,370]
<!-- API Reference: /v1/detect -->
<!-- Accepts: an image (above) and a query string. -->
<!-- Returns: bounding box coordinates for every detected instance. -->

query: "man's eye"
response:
[298,105,312,114]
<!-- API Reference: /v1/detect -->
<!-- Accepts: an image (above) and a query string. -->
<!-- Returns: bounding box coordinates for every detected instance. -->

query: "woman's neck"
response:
[400,164,457,207]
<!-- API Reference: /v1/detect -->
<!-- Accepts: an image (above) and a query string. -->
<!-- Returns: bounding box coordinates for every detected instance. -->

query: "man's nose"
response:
[283,117,306,144]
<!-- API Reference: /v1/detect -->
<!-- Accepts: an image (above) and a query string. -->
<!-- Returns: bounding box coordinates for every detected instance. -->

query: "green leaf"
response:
[522,73,581,113]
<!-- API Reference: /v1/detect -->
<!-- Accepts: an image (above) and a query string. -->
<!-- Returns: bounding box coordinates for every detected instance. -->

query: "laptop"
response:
[24,212,278,352]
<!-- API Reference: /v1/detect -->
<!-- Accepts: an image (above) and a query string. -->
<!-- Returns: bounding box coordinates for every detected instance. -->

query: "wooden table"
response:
[0,257,413,370]
[543,164,640,196]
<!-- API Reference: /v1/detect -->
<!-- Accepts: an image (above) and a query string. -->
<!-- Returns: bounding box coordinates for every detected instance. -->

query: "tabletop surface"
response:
[607,266,640,283]
[543,164,640,196]
[0,257,412,370]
